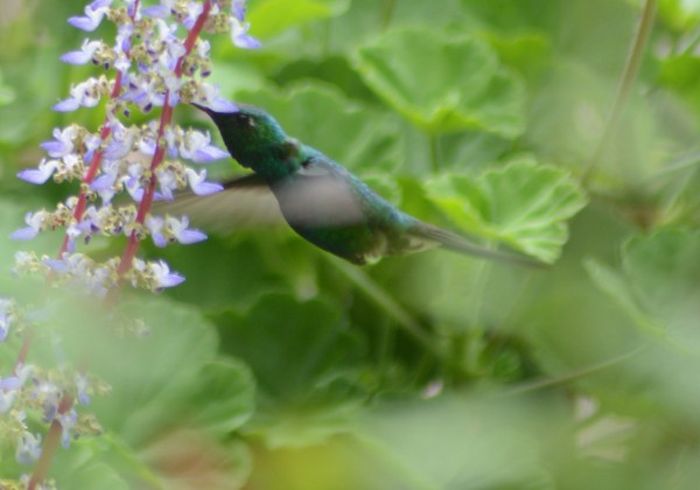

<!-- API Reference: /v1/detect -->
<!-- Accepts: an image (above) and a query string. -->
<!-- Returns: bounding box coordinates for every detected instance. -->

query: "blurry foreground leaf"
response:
[425,159,588,262]
[357,393,564,489]
[0,71,15,106]
[59,463,130,490]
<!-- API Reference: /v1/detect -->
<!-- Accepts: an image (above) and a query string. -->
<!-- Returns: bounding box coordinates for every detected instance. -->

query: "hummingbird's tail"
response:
[408,221,546,268]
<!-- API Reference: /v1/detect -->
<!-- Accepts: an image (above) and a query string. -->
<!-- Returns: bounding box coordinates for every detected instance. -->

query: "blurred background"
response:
[2,0,700,488]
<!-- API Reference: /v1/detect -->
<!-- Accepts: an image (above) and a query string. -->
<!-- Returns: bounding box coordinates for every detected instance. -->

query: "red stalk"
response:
[115,0,212,279]
[58,3,139,258]
[27,395,75,490]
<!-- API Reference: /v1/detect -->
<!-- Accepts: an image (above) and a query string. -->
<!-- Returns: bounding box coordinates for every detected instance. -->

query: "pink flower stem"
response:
[58,0,141,258]
[27,395,75,490]
[115,0,212,281]
[11,329,34,375]
[25,3,146,489]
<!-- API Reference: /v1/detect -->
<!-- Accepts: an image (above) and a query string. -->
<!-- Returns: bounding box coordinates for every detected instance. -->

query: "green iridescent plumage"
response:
[191,103,539,267]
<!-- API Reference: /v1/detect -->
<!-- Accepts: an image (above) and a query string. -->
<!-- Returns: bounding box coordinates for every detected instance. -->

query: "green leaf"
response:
[0,71,14,106]
[185,358,256,434]
[213,293,367,447]
[354,27,526,137]
[424,158,588,263]
[584,259,667,339]
[60,463,130,490]
[236,83,402,172]
[214,293,365,406]
[80,296,219,446]
[587,230,700,351]
[358,394,563,489]
[655,0,700,30]
[249,0,350,38]
[659,54,700,120]
[484,32,552,83]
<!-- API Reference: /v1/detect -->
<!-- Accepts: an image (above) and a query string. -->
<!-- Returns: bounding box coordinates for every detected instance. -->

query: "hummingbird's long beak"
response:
[191,102,215,116]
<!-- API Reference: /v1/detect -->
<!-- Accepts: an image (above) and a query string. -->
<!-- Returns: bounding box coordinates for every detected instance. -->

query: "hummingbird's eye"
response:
[237,113,256,128]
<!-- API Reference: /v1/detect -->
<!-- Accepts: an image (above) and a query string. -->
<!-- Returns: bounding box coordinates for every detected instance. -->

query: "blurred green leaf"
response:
[0,71,15,106]
[354,27,526,136]
[249,0,350,38]
[584,259,668,339]
[214,293,368,447]
[424,158,588,262]
[273,55,379,103]
[656,0,700,30]
[527,60,666,187]
[59,463,130,490]
[484,32,553,83]
[83,296,219,445]
[215,293,365,406]
[659,54,700,119]
[236,83,402,171]
[358,394,565,490]
[587,230,700,350]
[185,358,256,434]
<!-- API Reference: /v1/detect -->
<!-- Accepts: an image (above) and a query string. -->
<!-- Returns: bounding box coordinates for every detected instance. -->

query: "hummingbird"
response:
[177,103,541,267]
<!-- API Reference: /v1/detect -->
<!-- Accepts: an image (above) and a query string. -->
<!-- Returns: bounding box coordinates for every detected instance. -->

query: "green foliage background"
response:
[2,0,700,488]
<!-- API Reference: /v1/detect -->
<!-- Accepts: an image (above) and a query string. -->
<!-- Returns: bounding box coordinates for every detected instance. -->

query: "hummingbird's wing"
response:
[152,165,370,234]
[152,173,287,233]
[271,160,367,228]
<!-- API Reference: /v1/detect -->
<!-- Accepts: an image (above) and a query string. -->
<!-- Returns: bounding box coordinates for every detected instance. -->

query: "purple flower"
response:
[132,259,185,290]
[143,5,170,19]
[230,17,261,49]
[59,409,78,448]
[0,378,19,413]
[168,216,207,244]
[17,159,59,185]
[185,168,223,195]
[41,126,78,157]
[183,1,204,30]
[44,258,70,274]
[11,212,46,241]
[0,376,21,391]
[232,0,247,21]
[0,299,13,342]
[68,0,113,32]
[91,163,119,203]
[138,137,156,156]
[152,260,185,289]
[181,130,229,163]
[104,130,135,160]
[54,97,82,112]
[145,215,168,247]
[146,215,207,247]
[125,0,139,17]
[75,374,91,406]
[155,167,178,201]
[16,432,42,465]
[199,84,238,112]
[60,39,103,65]
[54,77,106,112]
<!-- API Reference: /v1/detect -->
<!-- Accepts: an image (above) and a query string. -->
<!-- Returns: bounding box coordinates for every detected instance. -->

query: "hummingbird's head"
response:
[192,102,288,168]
